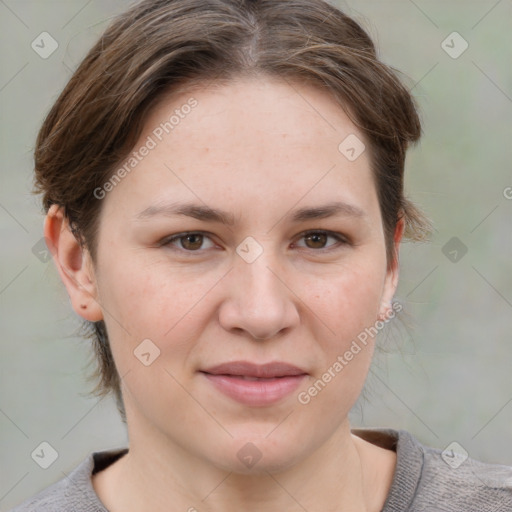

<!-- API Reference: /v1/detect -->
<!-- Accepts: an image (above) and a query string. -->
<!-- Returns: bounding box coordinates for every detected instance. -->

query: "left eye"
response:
[294,231,346,250]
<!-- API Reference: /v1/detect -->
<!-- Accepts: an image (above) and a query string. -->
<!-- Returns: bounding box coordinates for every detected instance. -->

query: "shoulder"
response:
[415,435,512,511]
[8,449,127,512]
[359,428,512,512]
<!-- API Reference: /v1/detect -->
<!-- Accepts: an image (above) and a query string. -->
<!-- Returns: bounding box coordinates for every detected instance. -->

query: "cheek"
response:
[97,248,205,326]
[304,260,386,342]
[295,267,382,422]
[94,251,226,369]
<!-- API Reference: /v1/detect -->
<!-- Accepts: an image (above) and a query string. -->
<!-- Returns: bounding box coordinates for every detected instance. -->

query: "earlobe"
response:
[378,216,405,320]
[44,205,103,322]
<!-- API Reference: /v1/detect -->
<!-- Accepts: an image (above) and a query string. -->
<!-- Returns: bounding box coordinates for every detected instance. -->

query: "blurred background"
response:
[1,0,511,509]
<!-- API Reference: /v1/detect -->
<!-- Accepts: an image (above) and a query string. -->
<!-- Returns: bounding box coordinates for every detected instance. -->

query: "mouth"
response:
[200,361,308,406]
[202,361,308,378]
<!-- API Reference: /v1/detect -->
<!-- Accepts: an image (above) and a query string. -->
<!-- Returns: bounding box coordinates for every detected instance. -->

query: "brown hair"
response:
[34,0,431,422]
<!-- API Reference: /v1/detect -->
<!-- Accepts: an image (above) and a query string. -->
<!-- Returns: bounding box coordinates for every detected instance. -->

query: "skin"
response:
[46,76,404,512]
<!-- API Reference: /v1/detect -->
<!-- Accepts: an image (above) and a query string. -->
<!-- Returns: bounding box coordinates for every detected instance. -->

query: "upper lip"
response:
[201,361,307,378]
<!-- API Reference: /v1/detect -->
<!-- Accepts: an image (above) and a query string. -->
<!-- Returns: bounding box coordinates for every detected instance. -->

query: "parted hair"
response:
[34,0,431,422]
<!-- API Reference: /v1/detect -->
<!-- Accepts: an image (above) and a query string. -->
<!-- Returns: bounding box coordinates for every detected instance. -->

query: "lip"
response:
[200,361,308,406]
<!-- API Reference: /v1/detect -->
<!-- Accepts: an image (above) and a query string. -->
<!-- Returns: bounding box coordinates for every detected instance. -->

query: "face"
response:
[71,77,400,473]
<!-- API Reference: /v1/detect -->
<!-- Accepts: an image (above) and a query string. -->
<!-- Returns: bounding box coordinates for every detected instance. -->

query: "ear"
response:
[44,205,103,322]
[378,216,405,320]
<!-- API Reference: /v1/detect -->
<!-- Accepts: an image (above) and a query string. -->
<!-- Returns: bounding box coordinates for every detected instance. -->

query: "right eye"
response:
[161,232,217,253]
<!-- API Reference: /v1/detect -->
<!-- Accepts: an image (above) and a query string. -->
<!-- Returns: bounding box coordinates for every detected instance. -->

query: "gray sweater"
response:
[9,429,512,511]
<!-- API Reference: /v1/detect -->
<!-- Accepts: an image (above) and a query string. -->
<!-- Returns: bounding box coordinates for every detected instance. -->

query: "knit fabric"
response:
[10,429,512,511]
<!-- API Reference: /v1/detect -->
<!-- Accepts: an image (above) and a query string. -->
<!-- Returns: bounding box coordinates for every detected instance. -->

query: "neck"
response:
[93,412,395,512]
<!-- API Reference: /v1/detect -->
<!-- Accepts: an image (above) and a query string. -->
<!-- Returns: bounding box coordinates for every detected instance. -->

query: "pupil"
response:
[306,233,326,248]
[183,234,202,250]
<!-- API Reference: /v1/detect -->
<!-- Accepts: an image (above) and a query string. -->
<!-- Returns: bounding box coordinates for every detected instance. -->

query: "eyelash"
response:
[159,230,350,255]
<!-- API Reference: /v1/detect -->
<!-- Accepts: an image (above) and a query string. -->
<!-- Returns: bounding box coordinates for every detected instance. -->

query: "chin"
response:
[205,432,309,475]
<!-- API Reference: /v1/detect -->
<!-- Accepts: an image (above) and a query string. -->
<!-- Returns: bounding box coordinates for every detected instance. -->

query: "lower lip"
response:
[202,373,307,406]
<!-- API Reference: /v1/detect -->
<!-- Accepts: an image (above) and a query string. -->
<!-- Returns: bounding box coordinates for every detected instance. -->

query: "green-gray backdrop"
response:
[1,0,511,509]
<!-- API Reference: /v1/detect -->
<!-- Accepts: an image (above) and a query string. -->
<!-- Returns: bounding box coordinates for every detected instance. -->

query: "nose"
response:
[218,250,300,340]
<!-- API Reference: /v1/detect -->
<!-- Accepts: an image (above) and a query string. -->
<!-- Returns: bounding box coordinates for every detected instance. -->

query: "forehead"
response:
[148,76,361,157]
[100,76,379,223]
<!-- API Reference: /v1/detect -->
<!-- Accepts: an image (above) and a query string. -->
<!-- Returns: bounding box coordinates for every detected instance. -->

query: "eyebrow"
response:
[135,200,365,225]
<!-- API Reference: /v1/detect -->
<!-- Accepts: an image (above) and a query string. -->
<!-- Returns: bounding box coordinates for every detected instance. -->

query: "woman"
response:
[11,0,512,510]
